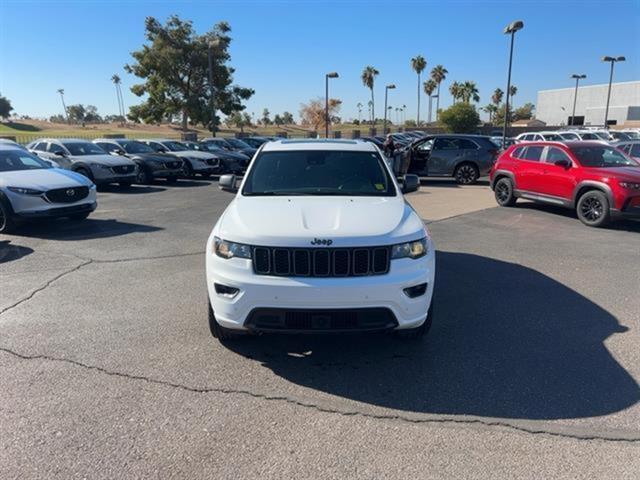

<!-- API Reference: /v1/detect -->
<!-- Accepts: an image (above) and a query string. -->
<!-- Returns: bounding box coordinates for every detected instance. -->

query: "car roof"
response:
[261,139,377,152]
[137,138,178,143]
[93,138,130,143]
[0,144,25,151]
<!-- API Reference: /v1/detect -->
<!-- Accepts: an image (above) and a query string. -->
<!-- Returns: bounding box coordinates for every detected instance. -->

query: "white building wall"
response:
[536,81,640,126]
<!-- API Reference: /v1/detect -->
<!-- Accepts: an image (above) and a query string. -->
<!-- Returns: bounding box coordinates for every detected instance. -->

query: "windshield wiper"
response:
[243,191,310,196]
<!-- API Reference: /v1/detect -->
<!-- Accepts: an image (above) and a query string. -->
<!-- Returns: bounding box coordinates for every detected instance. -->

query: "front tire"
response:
[182,161,194,178]
[397,302,434,339]
[494,177,517,207]
[454,163,479,185]
[135,165,152,185]
[0,199,16,234]
[576,190,611,227]
[208,302,242,341]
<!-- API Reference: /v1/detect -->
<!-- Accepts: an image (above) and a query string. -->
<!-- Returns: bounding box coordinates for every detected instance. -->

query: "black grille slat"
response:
[45,186,89,204]
[246,308,398,332]
[251,246,389,278]
[112,165,135,174]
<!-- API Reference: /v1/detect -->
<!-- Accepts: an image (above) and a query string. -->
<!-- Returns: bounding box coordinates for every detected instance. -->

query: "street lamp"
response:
[208,38,221,136]
[602,56,625,129]
[325,72,339,138]
[383,84,396,134]
[502,20,524,148]
[570,74,586,126]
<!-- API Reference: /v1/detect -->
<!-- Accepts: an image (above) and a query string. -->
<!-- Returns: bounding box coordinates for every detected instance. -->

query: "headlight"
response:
[391,237,428,259]
[619,181,640,190]
[213,237,252,259]
[7,186,43,196]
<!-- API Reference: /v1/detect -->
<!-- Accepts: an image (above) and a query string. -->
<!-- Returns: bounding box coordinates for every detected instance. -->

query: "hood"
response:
[73,154,136,167]
[587,166,640,182]
[128,152,176,163]
[217,195,425,247]
[217,150,249,161]
[0,168,92,190]
[171,150,215,160]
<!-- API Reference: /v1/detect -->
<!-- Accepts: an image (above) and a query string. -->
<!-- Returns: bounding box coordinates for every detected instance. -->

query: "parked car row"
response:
[515,128,640,144]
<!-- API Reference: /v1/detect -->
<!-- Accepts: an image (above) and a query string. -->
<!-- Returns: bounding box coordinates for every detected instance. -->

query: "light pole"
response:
[325,72,339,138]
[569,74,586,126]
[383,84,396,134]
[502,20,524,148]
[208,38,221,136]
[57,88,68,123]
[602,56,625,129]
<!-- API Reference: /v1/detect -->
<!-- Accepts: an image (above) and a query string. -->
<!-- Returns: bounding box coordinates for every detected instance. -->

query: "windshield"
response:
[164,141,188,152]
[593,132,612,140]
[559,133,580,141]
[543,134,563,141]
[0,149,51,171]
[120,140,154,154]
[227,138,251,149]
[242,150,396,196]
[571,145,639,168]
[201,141,223,151]
[63,142,106,156]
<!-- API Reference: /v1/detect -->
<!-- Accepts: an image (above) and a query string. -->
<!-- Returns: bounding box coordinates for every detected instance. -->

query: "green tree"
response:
[228,111,251,132]
[482,104,498,123]
[67,104,86,123]
[493,104,513,127]
[261,108,271,125]
[84,105,103,123]
[423,79,437,123]
[514,102,534,121]
[282,111,294,124]
[439,102,480,133]
[509,85,518,107]
[491,88,504,107]
[0,93,13,120]
[410,55,427,125]
[430,65,448,120]
[125,15,253,131]
[460,81,480,103]
[361,66,379,123]
[273,113,283,126]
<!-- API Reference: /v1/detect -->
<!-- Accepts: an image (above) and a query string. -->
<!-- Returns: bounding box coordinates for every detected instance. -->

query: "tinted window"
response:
[512,146,525,159]
[542,134,562,141]
[433,138,458,150]
[62,142,105,156]
[119,140,154,154]
[571,146,638,167]
[148,142,164,152]
[97,142,119,153]
[545,147,572,164]
[163,141,188,152]
[47,143,66,154]
[581,133,597,140]
[521,146,544,161]
[630,144,640,157]
[33,142,48,152]
[455,138,479,149]
[242,150,395,197]
[0,149,51,171]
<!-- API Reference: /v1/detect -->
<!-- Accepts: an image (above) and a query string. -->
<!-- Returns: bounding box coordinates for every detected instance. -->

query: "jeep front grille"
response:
[252,246,390,277]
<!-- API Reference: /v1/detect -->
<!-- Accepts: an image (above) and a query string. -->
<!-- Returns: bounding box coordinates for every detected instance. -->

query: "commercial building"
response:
[536,80,640,127]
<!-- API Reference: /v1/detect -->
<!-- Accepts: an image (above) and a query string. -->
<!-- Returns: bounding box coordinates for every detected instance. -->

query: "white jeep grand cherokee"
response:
[206,139,435,341]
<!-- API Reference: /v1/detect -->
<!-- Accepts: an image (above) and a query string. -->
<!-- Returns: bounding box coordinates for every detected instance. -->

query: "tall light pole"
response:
[325,72,339,138]
[569,74,586,126]
[208,38,221,136]
[502,20,524,148]
[602,56,625,129]
[57,88,68,123]
[383,84,396,134]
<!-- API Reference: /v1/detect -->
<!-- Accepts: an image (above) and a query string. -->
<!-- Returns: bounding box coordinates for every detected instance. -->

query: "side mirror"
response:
[114,149,126,156]
[54,150,67,157]
[554,159,571,168]
[219,174,238,192]
[401,174,420,194]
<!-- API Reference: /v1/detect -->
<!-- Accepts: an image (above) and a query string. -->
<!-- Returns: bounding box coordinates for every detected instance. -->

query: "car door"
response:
[514,145,546,192]
[45,142,74,169]
[538,146,576,201]
[408,138,433,175]
[429,137,461,175]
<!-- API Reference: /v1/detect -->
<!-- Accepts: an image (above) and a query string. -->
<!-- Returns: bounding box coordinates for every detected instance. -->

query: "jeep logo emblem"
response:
[66,189,75,197]
[310,238,333,246]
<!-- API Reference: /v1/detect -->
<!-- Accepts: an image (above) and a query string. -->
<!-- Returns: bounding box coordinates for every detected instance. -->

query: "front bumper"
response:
[15,201,97,219]
[205,244,435,332]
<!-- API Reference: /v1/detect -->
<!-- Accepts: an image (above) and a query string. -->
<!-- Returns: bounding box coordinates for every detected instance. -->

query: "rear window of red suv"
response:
[570,145,638,168]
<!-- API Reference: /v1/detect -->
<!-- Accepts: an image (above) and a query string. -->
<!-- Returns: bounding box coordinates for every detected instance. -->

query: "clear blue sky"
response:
[1,0,639,122]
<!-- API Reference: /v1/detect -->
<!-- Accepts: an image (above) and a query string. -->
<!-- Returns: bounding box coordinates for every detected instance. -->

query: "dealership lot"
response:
[1,179,639,479]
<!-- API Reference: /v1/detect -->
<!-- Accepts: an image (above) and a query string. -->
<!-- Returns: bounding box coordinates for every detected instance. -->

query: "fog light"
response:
[214,283,240,298]
[403,283,427,298]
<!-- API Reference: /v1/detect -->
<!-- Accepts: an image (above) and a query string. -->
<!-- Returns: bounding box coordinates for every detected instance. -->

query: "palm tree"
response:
[509,85,518,108]
[482,104,498,123]
[356,102,363,124]
[367,100,373,124]
[111,74,124,123]
[449,81,462,104]
[57,88,68,123]
[402,104,407,124]
[361,66,379,124]
[430,65,448,121]
[461,81,480,103]
[423,79,437,123]
[491,88,504,107]
[410,55,427,125]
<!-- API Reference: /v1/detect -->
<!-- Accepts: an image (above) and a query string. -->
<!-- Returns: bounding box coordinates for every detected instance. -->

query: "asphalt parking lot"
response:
[1,178,639,479]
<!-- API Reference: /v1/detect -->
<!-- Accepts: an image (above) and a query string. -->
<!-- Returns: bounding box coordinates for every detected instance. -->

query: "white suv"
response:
[205,139,435,341]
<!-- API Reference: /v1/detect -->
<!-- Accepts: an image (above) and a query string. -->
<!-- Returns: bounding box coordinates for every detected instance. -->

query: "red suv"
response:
[489,141,640,227]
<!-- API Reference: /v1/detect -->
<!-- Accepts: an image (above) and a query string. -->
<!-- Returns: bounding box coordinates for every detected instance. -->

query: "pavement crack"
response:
[2,346,638,444]
[0,259,93,316]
